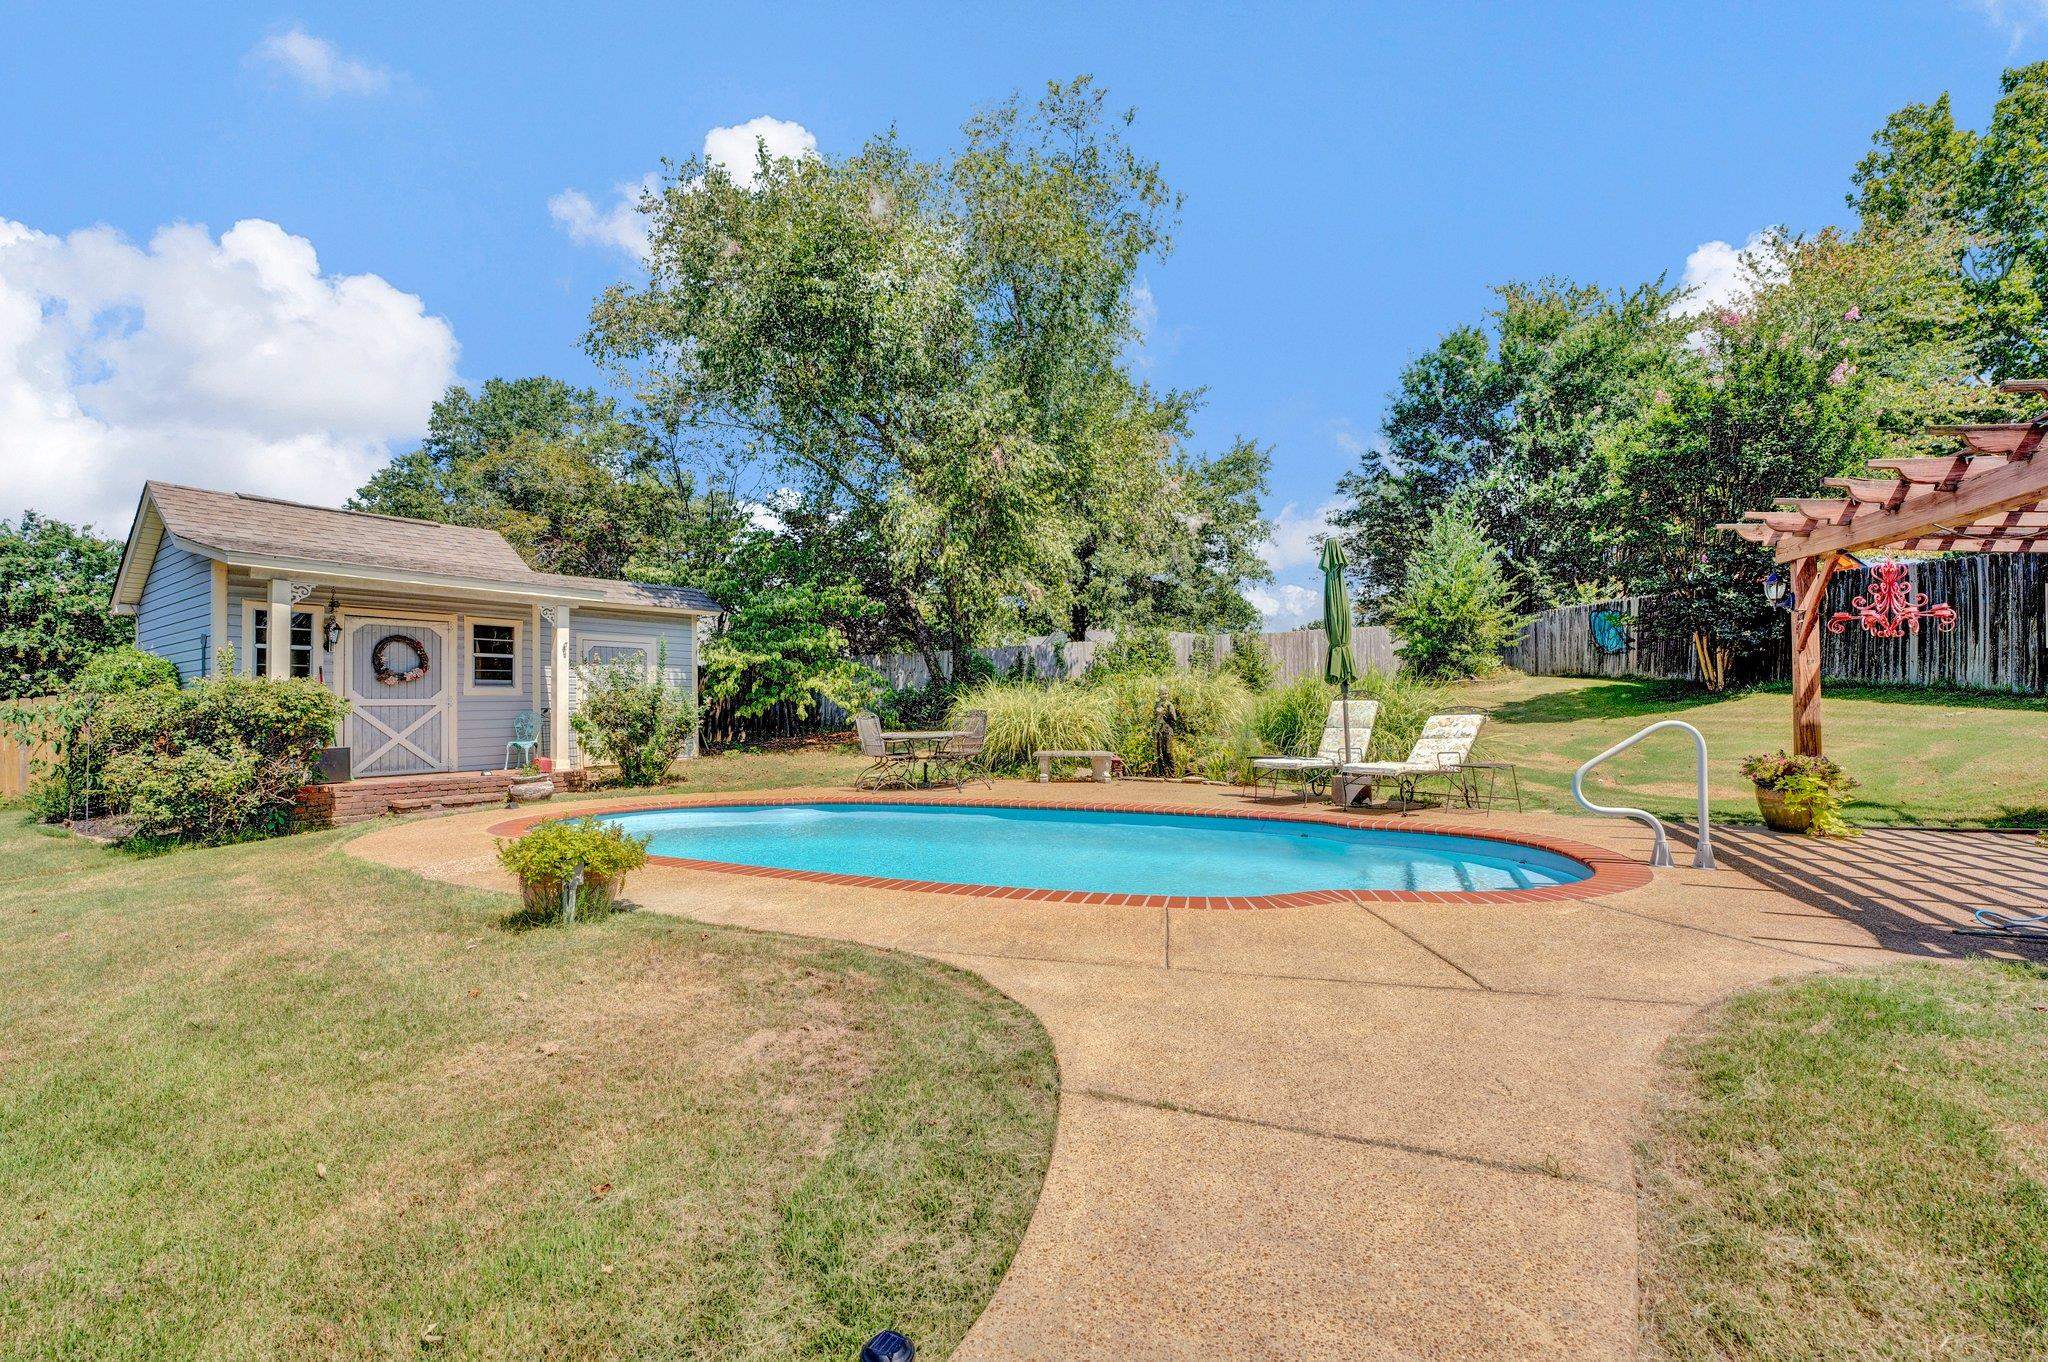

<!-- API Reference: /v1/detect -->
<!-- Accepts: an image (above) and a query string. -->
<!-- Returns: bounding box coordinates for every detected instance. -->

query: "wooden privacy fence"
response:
[859,625,1397,692]
[1510,555,2048,693]
[697,625,1397,747]
[0,697,58,799]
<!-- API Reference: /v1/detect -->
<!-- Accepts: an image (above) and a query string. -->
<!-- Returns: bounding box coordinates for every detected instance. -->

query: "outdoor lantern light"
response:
[860,1331,914,1362]
[1762,570,1788,608]
[323,615,343,651]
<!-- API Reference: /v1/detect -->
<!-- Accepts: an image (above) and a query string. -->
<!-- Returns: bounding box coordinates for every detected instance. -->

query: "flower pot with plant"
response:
[497,818,650,924]
[507,765,555,804]
[1739,751,1858,838]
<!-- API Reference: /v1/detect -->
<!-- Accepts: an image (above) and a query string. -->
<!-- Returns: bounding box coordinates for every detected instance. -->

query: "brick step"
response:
[296,767,562,828]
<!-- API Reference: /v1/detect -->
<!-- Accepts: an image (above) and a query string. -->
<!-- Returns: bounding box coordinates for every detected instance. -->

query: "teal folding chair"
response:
[505,710,541,768]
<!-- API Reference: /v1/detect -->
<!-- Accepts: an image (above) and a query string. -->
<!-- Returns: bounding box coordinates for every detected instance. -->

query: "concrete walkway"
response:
[350,783,1924,1360]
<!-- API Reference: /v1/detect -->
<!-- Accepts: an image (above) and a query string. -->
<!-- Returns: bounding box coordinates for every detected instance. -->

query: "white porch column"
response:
[265,577,294,679]
[548,604,574,766]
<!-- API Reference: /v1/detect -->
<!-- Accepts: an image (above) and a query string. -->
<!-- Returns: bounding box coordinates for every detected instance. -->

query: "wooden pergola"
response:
[1720,378,2048,757]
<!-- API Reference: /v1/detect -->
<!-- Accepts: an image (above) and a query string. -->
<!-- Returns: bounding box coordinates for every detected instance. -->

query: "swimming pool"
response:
[594,802,1591,900]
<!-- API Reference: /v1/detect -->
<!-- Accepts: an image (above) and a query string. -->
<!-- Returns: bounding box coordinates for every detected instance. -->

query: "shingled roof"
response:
[120,482,720,615]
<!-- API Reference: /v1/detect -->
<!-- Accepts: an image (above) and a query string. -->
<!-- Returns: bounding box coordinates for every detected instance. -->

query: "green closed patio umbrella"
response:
[1320,537,1360,766]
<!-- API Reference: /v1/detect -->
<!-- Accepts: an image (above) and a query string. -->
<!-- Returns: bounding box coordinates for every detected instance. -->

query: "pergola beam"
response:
[1776,452,2048,562]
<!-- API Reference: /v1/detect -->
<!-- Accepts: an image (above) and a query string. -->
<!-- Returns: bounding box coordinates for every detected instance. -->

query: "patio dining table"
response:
[880,729,968,788]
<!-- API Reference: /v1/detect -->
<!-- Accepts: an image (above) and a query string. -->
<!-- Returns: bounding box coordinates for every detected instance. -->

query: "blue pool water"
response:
[597,803,1590,897]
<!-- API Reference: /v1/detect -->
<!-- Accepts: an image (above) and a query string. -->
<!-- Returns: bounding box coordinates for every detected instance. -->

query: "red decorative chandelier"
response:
[1825,558,1957,639]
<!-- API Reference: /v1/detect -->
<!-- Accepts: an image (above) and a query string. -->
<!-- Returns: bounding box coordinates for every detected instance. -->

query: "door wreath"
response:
[371,634,431,686]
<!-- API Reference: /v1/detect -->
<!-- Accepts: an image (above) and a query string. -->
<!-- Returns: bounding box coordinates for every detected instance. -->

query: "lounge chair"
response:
[852,712,916,790]
[1249,700,1379,800]
[1338,713,1485,810]
[937,710,992,788]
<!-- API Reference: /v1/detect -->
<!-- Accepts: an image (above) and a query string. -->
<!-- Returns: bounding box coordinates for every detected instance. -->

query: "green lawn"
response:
[1638,962,2048,1360]
[0,804,1054,1359]
[1451,673,2048,829]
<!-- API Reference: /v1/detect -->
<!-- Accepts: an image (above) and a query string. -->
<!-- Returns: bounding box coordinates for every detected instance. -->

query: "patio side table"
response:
[1452,760,1523,813]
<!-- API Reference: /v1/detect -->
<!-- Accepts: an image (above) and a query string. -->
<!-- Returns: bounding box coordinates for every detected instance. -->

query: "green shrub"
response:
[1224,631,1276,691]
[1251,675,1338,757]
[949,680,1112,772]
[571,644,698,787]
[11,675,343,840]
[497,818,651,923]
[1382,507,1519,680]
[1089,625,1175,678]
[73,646,179,696]
[104,747,262,844]
[1348,666,1444,761]
[1097,670,1253,778]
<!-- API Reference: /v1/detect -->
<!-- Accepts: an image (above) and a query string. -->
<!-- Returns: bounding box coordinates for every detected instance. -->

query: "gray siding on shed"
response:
[135,542,214,682]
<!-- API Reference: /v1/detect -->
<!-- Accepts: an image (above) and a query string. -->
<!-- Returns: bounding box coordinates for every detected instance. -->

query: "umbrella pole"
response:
[1340,681,1352,764]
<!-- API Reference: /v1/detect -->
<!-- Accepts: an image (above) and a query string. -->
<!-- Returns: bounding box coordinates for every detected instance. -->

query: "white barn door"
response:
[344,619,451,776]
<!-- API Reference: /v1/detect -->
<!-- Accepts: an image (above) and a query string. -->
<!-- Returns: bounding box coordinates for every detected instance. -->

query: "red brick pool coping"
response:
[485,792,1655,910]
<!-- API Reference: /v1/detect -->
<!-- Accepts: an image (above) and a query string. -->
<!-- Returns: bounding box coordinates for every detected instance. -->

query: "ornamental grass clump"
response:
[497,818,651,926]
[949,680,1112,772]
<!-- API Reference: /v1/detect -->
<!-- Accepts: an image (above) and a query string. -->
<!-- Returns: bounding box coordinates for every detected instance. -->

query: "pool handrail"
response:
[1570,720,1716,870]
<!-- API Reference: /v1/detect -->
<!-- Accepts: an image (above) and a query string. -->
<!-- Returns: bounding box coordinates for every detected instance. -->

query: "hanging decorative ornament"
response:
[1825,558,1957,639]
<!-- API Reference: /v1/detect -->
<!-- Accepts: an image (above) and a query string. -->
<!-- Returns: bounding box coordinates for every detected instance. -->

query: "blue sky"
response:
[3,1,2041,623]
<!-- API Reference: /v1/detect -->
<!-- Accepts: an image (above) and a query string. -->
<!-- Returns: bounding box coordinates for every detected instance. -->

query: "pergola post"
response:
[1788,557,1830,756]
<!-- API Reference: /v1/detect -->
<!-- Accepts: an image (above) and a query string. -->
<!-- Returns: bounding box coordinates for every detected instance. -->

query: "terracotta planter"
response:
[1753,783,1812,834]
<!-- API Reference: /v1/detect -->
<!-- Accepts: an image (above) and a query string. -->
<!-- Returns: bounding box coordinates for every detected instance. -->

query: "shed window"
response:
[471,623,517,688]
[252,609,314,679]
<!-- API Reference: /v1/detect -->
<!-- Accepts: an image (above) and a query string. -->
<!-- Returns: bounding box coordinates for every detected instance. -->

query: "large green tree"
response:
[585,77,1267,676]
[1851,63,2048,378]
[1330,278,1685,611]
[0,514,131,699]
[352,376,748,582]
[1605,224,1999,683]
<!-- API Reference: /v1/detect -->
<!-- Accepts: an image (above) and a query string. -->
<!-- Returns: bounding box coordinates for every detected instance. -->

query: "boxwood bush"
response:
[497,818,651,924]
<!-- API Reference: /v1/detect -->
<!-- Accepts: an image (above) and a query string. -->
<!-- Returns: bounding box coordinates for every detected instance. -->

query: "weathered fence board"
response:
[1510,555,2048,693]
[861,625,1395,692]
[0,697,58,799]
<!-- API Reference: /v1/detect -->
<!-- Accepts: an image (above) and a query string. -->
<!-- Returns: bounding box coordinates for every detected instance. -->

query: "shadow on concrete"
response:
[1671,822,2048,961]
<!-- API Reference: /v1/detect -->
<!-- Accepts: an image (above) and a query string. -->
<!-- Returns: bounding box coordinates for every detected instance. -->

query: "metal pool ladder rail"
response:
[1571,720,1716,869]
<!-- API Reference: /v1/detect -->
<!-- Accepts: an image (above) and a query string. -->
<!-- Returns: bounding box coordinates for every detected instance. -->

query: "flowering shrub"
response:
[570,644,697,787]
[1740,751,1859,838]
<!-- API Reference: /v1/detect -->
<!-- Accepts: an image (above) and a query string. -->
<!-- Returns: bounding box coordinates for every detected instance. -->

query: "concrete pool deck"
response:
[349,780,1952,1360]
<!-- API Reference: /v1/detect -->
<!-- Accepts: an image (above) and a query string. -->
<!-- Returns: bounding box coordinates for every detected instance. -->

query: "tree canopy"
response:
[1331,62,2048,681]
[584,77,1270,677]
[0,514,131,699]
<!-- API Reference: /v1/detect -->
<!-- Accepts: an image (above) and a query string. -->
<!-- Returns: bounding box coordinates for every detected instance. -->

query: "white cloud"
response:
[548,173,660,257]
[1967,0,2048,45]
[701,116,820,188]
[0,217,458,533]
[247,26,393,97]
[1246,582,1320,629]
[551,116,819,260]
[1259,498,1341,574]
[1672,229,1787,318]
